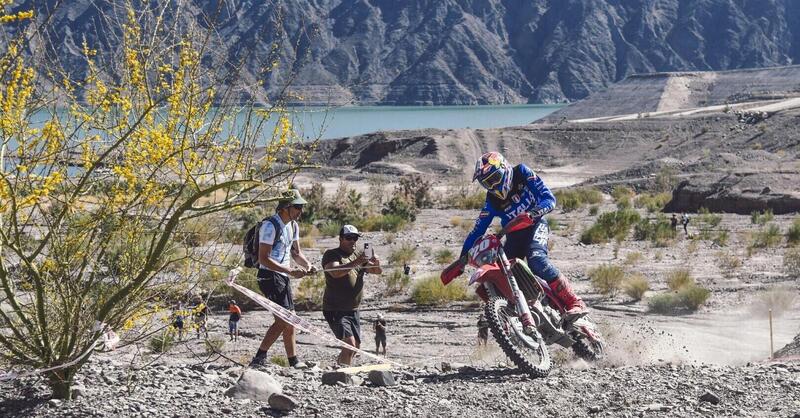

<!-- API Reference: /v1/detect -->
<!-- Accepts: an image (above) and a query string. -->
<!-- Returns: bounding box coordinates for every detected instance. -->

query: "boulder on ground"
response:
[321,371,354,386]
[224,369,282,401]
[368,370,396,386]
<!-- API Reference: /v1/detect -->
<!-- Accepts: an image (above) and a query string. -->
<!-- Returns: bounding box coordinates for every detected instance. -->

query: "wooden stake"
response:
[769,309,774,360]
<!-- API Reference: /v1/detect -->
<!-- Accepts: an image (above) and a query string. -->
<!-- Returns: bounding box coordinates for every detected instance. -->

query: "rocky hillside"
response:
[10,0,800,105]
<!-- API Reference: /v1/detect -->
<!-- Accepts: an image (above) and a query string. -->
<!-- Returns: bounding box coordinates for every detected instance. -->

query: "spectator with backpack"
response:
[249,189,314,368]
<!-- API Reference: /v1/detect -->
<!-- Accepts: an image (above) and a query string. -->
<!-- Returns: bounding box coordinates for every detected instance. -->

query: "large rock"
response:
[224,369,282,401]
[268,393,299,412]
[367,370,396,387]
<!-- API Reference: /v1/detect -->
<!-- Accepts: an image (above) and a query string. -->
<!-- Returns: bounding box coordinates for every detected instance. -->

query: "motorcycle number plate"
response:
[468,235,501,268]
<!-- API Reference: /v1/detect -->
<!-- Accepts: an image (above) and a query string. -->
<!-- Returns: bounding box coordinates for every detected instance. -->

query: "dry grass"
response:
[715,251,742,277]
[666,268,694,291]
[623,252,644,266]
[588,264,625,297]
[623,274,650,301]
[411,274,472,305]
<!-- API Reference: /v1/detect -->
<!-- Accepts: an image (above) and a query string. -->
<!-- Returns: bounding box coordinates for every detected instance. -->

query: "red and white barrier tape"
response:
[226,267,404,368]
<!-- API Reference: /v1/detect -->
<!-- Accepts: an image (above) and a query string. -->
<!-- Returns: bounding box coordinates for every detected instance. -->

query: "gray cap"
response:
[276,189,308,210]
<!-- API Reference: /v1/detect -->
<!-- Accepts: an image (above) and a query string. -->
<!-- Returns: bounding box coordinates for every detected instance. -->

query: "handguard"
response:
[441,256,467,284]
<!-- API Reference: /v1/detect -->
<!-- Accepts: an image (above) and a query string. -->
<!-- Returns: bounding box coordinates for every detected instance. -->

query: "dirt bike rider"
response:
[460,152,588,320]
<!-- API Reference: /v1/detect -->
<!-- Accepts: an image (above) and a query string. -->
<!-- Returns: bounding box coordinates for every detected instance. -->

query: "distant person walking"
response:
[374,313,387,355]
[681,213,690,236]
[250,190,314,369]
[670,214,678,231]
[173,302,186,341]
[477,312,489,347]
[228,300,242,342]
[322,225,383,366]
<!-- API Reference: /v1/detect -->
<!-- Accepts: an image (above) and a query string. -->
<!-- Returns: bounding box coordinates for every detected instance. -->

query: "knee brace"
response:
[527,251,560,282]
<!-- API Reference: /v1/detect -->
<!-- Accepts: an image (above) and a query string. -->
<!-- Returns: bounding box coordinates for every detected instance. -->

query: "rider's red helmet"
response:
[473,152,513,199]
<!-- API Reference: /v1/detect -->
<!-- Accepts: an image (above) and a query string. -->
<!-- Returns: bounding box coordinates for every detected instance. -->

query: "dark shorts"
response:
[323,310,361,345]
[478,328,489,339]
[504,219,560,282]
[375,333,386,343]
[257,270,294,311]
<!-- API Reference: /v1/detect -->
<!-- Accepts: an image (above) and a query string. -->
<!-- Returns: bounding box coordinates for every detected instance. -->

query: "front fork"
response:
[497,251,536,332]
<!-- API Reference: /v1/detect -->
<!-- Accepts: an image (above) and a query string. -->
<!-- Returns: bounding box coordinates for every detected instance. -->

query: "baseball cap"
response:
[276,189,308,210]
[339,224,361,237]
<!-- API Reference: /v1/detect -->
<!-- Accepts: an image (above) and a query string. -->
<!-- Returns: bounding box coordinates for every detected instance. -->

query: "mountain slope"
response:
[9,0,800,105]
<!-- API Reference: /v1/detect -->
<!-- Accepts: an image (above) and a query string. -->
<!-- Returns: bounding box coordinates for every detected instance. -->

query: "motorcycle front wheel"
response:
[485,296,551,378]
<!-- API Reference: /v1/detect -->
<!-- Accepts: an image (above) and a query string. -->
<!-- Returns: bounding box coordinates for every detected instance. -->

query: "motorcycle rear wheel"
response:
[485,296,551,378]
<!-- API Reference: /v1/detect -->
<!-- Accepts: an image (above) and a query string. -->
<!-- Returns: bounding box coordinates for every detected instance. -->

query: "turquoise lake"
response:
[286,104,563,140]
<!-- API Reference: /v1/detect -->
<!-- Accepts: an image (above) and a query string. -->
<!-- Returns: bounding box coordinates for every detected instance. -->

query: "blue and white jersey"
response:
[460,164,556,256]
[259,214,298,269]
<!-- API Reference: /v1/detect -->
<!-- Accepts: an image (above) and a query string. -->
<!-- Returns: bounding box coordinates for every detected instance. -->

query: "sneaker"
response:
[249,355,267,367]
[291,361,308,369]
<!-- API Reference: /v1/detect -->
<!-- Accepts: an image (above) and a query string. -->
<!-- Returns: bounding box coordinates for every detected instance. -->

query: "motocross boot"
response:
[550,276,588,321]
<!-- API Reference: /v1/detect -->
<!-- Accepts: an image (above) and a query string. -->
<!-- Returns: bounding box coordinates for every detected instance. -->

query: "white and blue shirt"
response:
[259,215,299,270]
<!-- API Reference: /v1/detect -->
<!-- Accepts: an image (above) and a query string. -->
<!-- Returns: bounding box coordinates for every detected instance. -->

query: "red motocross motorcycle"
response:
[442,212,604,377]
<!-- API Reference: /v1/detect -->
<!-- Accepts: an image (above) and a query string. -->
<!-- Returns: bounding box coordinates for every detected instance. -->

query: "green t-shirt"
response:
[322,247,365,311]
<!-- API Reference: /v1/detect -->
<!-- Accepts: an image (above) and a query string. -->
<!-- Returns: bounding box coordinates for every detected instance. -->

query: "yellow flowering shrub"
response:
[0,1,314,398]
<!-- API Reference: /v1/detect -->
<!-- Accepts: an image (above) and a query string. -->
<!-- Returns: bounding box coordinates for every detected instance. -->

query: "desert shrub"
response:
[554,188,603,212]
[611,186,635,208]
[451,191,485,210]
[648,285,710,313]
[678,285,711,311]
[666,268,694,291]
[589,206,599,216]
[751,286,797,318]
[786,217,800,246]
[389,244,417,265]
[623,274,650,301]
[784,248,800,276]
[648,292,682,313]
[149,330,176,353]
[751,209,774,225]
[712,229,730,247]
[434,248,455,265]
[654,166,678,192]
[750,224,783,251]
[654,251,664,261]
[384,233,396,244]
[384,269,412,295]
[623,252,644,266]
[270,355,289,367]
[295,273,326,309]
[396,174,434,209]
[204,337,226,354]
[633,215,676,246]
[635,192,672,213]
[319,221,342,237]
[694,207,722,239]
[715,251,742,277]
[588,264,625,297]
[383,195,419,222]
[360,214,407,232]
[298,222,319,237]
[299,236,316,248]
[580,208,641,244]
[411,275,471,305]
